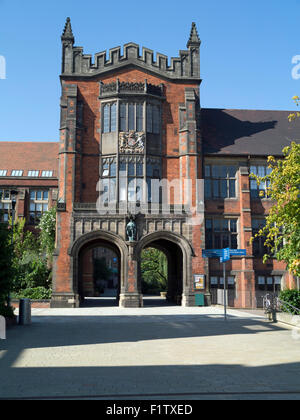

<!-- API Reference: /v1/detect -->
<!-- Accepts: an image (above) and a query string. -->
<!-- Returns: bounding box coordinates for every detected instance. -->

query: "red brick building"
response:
[0,19,298,308]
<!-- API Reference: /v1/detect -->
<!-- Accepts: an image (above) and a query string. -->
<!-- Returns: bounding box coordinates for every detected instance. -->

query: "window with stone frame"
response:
[0,189,11,222]
[120,102,144,132]
[102,102,117,133]
[29,190,49,225]
[204,165,237,199]
[119,156,144,203]
[146,103,161,134]
[256,275,282,293]
[252,218,268,257]
[100,157,117,204]
[250,164,272,198]
[205,218,238,249]
[210,276,236,289]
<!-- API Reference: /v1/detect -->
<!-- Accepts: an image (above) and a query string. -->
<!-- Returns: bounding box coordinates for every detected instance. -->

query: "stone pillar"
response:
[119,242,143,307]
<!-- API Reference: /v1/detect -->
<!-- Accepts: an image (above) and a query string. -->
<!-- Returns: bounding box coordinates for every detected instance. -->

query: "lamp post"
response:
[7,189,18,308]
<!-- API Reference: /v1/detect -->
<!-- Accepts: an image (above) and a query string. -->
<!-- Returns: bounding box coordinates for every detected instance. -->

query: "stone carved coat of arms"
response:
[119,131,145,154]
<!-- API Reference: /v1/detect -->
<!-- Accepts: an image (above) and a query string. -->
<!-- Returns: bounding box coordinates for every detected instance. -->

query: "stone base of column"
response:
[119,293,143,308]
[181,292,211,307]
[181,293,196,307]
[50,293,80,308]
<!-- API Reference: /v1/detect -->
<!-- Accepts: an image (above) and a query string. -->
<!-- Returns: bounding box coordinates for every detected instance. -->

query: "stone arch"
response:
[135,231,195,306]
[69,230,129,303]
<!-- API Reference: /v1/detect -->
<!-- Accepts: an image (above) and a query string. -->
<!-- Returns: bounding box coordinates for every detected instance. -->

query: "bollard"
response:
[19,299,31,325]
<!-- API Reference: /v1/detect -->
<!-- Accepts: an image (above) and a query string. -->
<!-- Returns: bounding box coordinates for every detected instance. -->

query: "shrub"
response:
[12,287,52,300]
[279,289,300,314]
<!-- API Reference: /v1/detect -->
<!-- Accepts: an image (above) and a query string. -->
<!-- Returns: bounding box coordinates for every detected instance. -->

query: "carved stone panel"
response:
[119,131,145,154]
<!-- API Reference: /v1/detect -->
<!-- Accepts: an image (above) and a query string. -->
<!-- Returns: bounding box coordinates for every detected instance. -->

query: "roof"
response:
[0,142,59,177]
[201,108,300,156]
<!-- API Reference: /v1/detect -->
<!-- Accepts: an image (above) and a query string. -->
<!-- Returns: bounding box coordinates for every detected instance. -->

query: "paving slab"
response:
[1,301,300,400]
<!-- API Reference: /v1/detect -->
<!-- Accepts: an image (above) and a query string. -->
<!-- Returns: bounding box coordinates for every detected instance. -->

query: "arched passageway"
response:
[78,241,120,307]
[136,231,194,307]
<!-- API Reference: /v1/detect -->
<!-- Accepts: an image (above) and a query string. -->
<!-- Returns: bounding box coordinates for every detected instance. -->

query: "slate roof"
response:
[201,108,300,156]
[0,142,59,177]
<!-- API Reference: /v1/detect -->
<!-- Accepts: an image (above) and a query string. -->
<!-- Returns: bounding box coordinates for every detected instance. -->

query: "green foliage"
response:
[279,289,300,314]
[141,248,168,293]
[0,223,13,307]
[38,207,56,257]
[12,287,52,300]
[9,218,50,291]
[250,141,300,276]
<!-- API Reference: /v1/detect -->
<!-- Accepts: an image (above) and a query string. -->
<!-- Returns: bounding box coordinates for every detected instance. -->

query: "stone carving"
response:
[119,131,145,154]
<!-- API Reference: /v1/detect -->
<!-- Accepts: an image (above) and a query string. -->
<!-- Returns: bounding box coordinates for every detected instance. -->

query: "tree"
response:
[250,141,300,277]
[141,248,168,292]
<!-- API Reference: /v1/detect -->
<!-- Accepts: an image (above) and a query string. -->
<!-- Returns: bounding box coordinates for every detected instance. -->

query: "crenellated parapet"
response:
[61,19,201,82]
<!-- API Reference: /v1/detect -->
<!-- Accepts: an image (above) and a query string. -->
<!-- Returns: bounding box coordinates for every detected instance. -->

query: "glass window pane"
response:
[258,166,265,177]
[147,104,153,133]
[220,179,227,198]
[213,180,219,198]
[212,166,219,178]
[110,162,116,177]
[110,103,117,132]
[214,219,221,231]
[109,179,116,201]
[229,179,236,197]
[228,166,236,177]
[43,204,48,212]
[119,178,127,201]
[231,235,238,249]
[204,165,210,177]
[119,162,126,176]
[215,234,221,248]
[43,191,49,200]
[128,163,135,176]
[205,219,212,230]
[204,179,211,198]
[230,219,237,232]
[36,191,42,200]
[136,163,143,177]
[128,104,135,131]
[153,106,160,134]
[103,104,110,133]
[136,104,143,132]
[128,178,135,201]
[211,277,218,285]
[222,235,229,248]
[220,166,227,178]
[30,191,35,199]
[120,103,127,131]
[146,164,153,177]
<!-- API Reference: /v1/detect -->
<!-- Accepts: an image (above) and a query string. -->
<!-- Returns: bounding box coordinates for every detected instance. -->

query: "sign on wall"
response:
[194,274,205,290]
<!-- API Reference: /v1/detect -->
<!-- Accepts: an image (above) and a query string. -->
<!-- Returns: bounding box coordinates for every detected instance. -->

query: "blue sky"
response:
[0,0,299,142]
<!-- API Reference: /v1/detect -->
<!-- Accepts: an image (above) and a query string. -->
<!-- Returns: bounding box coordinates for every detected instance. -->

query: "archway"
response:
[136,231,194,307]
[70,231,128,307]
[78,241,121,306]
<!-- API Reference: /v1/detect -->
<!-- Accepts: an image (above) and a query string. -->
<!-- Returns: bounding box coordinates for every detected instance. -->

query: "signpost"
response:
[202,248,246,320]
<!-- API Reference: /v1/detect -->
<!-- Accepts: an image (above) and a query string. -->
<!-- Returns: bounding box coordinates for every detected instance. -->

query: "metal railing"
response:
[263,293,300,316]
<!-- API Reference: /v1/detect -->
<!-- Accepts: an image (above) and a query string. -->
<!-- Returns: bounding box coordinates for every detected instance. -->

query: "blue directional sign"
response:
[202,248,246,263]
[220,248,230,263]
[229,249,247,257]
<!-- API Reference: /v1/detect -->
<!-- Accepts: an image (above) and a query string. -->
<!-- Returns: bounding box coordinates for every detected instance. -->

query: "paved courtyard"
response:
[1,298,300,400]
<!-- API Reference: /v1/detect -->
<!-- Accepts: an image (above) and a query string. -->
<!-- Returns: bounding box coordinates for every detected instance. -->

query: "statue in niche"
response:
[126,217,137,242]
